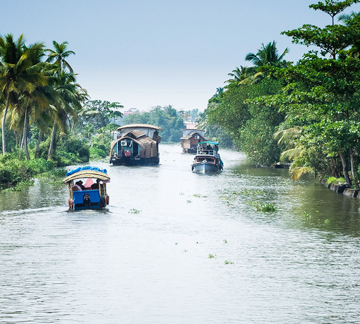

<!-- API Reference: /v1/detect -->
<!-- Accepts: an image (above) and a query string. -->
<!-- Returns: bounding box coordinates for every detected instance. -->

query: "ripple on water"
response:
[1,144,360,323]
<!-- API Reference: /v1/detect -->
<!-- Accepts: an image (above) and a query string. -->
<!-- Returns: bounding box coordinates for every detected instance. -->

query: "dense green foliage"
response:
[204,0,360,187]
[124,105,185,142]
[207,78,285,165]
[0,153,54,185]
[74,100,123,159]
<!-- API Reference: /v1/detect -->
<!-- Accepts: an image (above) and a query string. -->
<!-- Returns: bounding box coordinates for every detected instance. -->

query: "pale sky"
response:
[2,0,360,112]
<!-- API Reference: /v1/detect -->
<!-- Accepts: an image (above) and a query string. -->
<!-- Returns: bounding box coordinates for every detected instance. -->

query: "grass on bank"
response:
[0,152,67,192]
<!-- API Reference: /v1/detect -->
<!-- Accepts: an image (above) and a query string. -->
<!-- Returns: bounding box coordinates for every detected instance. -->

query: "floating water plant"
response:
[253,201,276,212]
[193,193,207,198]
[128,208,142,214]
[304,212,311,219]
[208,254,215,258]
[224,260,234,264]
[223,239,227,244]
[187,199,192,203]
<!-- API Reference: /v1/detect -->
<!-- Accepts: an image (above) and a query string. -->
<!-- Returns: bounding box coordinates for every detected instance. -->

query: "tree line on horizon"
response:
[202,0,360,188]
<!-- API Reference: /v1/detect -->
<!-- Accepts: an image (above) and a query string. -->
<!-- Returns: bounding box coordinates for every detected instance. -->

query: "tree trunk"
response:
[339,150,351,185]
[14,131,18,148]
[34,131,42,159]
[1,94,10,155]
[22,107,30,160]
[350,149,358,189]
[19,133,24,149]
[48,123,57,160]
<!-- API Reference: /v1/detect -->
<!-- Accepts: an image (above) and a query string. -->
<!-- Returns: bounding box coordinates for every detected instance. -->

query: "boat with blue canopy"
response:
[191,141,224,173]
[63,166,110,210]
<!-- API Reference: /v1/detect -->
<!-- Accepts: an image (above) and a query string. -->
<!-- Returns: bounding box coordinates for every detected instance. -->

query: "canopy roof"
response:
[180,131,205,140]
[63,170,110,183]
[116,124,162,131]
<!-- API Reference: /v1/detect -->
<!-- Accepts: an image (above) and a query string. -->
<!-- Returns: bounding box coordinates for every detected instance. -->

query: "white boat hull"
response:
[191,162,222,173]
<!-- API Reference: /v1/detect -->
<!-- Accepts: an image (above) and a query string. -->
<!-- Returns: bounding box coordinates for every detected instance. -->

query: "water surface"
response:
[1,144,360,323]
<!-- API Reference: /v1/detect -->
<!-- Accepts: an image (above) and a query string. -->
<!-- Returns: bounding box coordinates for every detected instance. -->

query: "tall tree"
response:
[46,41,75,73]
[250,0,360,183]
[47,71,88,159]
[0,34,47,155]
[245,41,289,68]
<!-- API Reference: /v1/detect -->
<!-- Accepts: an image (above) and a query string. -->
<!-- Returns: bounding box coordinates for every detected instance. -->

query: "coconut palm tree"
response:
[45,41,83,159]
[47,71,88,159]
[245,41,289,68]
[46,41,75,73]
[0,34,47,155]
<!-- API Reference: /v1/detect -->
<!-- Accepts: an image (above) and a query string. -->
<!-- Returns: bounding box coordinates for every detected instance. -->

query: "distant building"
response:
[185,122,198,129]
[180,128,206,153]
[123,108,139,117]
[111,108,139,125]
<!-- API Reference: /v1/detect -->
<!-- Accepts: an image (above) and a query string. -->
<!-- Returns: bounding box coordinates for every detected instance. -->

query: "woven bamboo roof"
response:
[180,131,205,140]
[63,170,110,183]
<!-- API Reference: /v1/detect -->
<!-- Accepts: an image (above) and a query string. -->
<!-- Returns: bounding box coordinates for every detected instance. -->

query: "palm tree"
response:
[46,41,75,73]
[225,66,263,88]
[45,41,83,159]
[47,71,88,159]
[245,41,289,68]
[0,34,47,155]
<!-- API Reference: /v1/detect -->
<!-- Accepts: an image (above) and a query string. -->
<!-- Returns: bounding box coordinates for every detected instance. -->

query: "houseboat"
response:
[63,166,110,210]
[191,141,224,173]
[181,129,206,153]
[109,124,162,166]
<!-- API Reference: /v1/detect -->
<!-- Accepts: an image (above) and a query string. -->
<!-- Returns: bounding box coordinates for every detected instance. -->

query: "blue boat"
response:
[191,141,223,173]
[63,166,110,210]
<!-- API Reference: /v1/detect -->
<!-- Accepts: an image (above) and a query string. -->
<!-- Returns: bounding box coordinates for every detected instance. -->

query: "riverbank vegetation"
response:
[124,105,193,143]
[0,34,124,188]
[203,0,360,188]
[3,0,360,191]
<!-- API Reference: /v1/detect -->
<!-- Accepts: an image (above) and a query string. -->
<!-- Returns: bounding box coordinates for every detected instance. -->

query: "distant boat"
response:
[181,129,206,153]
[109,124,162,166]
[63,166,110,210]
[191,141,223,173]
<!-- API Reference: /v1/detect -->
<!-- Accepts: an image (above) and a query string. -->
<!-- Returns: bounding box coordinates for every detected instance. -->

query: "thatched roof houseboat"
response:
[180,129,206,153]
[110,124,162,166]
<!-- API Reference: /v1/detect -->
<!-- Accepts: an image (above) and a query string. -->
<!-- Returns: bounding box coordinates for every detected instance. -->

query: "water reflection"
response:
[1,144,360,323]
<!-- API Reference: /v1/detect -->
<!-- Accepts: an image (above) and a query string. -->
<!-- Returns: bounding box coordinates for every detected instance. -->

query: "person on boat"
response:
[74,180,85,190]
[91,180,100,190]
[84,178,94,189]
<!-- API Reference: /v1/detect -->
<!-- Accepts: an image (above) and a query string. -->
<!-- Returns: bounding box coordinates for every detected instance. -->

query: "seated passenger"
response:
[84,178,94,189]
[91,180,100,190]
[75,180,85,190]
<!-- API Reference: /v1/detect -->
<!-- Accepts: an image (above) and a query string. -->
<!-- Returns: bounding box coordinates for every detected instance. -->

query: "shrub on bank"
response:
[90,146,108,159]
[0,154,54,185]
[327,177,346,185]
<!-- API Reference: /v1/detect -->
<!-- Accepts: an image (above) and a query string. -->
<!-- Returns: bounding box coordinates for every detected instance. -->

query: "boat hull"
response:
[191,162,222,173]
[110,155,160,166]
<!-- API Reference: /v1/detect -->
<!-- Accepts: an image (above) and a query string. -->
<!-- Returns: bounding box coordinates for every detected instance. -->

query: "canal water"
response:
[1,144,360,323]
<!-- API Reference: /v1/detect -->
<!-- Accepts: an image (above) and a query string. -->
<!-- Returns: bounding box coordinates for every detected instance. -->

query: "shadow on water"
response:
[228,160,360,237]
[1,144,360,324]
